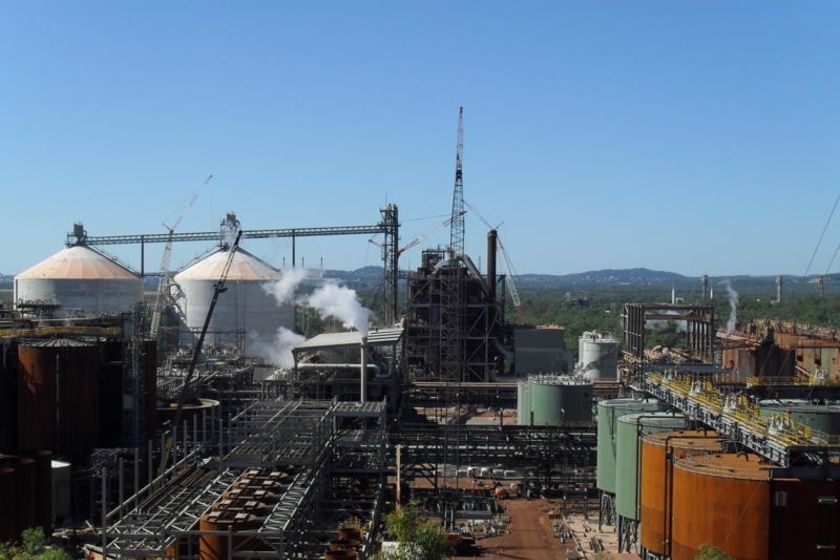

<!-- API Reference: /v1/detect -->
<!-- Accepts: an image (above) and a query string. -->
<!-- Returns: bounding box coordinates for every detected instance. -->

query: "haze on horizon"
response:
[1,2,838,278]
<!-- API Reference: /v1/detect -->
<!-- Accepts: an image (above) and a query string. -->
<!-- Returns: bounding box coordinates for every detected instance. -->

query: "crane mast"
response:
[449,107,465,257]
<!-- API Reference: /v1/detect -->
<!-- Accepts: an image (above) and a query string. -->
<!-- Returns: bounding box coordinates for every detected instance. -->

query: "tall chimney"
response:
[487,229,498,301]
[701,275,709,299]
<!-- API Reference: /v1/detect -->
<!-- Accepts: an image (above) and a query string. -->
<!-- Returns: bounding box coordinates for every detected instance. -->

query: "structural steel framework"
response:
[101,399,387,559]
[623,303,715,362]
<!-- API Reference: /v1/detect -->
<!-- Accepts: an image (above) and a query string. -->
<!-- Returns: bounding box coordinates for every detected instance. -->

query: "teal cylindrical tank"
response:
[517,380,532,426]
[529,376,593,425]
[615,412,686,521]
[758,399,809,418]
[596,398,660,493]
[760,401,840,434]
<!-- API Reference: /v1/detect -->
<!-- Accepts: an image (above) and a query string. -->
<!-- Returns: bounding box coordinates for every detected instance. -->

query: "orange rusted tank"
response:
[198,510,261,560]
[640,430,721,556]
[0,466,16,542]
[671,453,840,560]
[18,340,100,461]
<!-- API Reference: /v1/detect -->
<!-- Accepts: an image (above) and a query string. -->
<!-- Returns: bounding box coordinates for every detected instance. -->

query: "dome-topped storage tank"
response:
[578,331,619,380]
[14,245,142,317]
[174,248,294,355]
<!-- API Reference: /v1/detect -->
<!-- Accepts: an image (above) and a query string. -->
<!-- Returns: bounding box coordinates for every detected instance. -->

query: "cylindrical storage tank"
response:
[0,342,18,451]
[672,454,769,560]
[157,398,221,430]
[51,460,72,524]
[14,245,142,317]
[17,340,100,461]
[31,450,52,532]
[174,248,294,356]
[639,430,721,556]
[578,331,619,380]
[760,403,840,435]
[529,376,593,425]
[615,412,686,521]
[516,380,531,426]
[198,510,261,560]
[0,465,16,542]
[596,399,660,493]
[15,457,36,533]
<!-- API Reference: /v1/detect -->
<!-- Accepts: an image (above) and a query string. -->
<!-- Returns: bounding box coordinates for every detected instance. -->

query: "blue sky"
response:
[1,2,838,277]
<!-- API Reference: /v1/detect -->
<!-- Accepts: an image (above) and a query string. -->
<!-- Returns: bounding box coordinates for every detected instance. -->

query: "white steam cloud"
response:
[262,268,308,305]
[302,282,371,336]
[248,327,306,369]
[724,279,739,334]
[262,269,372,336]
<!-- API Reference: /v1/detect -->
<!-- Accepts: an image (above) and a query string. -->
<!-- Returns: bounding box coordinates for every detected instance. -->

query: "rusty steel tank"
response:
[671,453,840,560]
[17,339,100,461]
[32,450,53,532]
[0,341,18,451]
[0,465,16,542]
[639,430,721,557]
[198,510,261,560]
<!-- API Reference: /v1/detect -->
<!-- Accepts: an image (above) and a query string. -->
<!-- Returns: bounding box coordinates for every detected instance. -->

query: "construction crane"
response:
[156,229,241,477]
[149,174,213,338]
[369,210,466,258]
[449,107,465,257]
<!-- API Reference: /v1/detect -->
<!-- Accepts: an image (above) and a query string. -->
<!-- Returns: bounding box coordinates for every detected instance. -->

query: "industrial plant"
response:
[1,108,839,560]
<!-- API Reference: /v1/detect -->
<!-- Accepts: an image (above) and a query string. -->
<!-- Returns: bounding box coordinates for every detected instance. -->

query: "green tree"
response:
[373,502,452,560]
[0,528,71,560]
[695,543,735,560]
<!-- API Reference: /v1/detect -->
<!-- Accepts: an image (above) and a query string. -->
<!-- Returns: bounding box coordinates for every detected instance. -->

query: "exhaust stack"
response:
[487,229,498,301]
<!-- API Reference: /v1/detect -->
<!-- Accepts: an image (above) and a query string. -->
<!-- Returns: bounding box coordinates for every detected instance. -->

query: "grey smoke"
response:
[724,279,739,334]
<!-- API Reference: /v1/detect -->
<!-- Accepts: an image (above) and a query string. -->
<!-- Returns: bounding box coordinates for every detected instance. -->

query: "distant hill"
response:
[517,268,688,288]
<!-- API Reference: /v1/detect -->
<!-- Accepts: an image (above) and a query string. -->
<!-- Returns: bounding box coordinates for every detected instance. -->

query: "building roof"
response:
[293,327,404,353]
[174,248,281,281]
[16,245,138,281]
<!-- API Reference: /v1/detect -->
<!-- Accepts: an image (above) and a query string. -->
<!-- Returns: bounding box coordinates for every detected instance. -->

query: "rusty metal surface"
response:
[17,342,100,461]
[672,453,770,560]
[639,430,721,556]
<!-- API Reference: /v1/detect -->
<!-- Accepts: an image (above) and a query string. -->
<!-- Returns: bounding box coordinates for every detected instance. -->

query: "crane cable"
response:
[804,192,840,276]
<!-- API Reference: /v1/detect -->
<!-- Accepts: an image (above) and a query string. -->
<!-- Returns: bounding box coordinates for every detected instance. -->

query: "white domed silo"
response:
[578,331,619,380]
[14,245,142,317]
[174,248,294,355]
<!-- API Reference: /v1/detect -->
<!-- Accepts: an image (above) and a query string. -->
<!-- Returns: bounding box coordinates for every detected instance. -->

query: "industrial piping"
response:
[487,229,497,301]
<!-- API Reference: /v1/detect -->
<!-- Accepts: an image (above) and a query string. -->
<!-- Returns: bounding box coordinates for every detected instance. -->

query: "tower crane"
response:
[156,228,241,477]
[449,107,465,258]
[149,174,213,338]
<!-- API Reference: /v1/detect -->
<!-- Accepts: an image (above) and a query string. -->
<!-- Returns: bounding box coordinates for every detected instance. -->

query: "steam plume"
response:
[302,282,371,336]
[248,327,305,369]
[262,268,307,305]
[724,279,739,334]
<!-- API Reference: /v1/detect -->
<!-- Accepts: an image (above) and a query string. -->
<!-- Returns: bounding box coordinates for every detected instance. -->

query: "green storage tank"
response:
[517,380,532,426]
[760,401,840,434]
[596,398,660,493]
[529,376,593,425]
[615,412,686,521]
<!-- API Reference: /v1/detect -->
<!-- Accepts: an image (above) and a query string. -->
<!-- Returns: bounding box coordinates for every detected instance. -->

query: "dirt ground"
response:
[455,498,579,560]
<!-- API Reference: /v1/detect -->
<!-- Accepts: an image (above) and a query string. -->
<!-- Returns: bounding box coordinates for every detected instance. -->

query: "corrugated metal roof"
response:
[293,327,404,352]
[15,246,138,280]
[174,248,281,281]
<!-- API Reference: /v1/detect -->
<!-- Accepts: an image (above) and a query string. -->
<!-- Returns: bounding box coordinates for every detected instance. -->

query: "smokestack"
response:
[671,285,676,304]
[360,336,368,402]
[776,275,783,303]
[701,275,709,299]
[487,229,497,301]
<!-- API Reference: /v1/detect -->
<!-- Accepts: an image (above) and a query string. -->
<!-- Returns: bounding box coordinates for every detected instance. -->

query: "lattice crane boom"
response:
[449,107,465,257]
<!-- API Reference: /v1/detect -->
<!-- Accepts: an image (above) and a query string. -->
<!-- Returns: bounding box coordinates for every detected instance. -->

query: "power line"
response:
[804,192,840,276]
